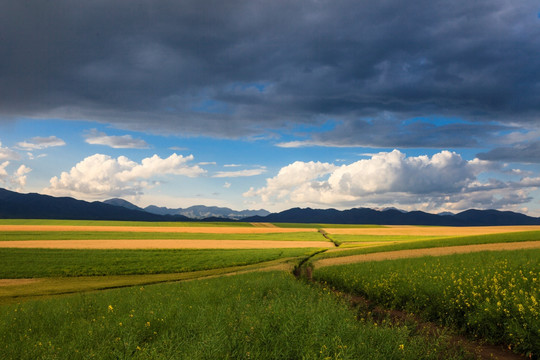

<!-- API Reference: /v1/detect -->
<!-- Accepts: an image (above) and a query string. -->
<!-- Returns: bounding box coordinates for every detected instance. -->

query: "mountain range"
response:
[1,188,540,226]
[103,198,269,220]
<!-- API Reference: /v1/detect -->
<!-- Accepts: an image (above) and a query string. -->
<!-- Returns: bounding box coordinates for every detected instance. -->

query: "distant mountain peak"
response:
[103,197,270,220]
[374,207,408,213]
[103,198,144,211]
[143,204,270,220]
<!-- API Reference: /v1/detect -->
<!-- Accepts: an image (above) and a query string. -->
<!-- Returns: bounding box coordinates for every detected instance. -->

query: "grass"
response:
[313,249,540,357]
[0,231,323,242]
[0,259,295,306]
[0,248,320,278]
[0,219,253,227]
[313,231,540,260]
[0,271,471,359]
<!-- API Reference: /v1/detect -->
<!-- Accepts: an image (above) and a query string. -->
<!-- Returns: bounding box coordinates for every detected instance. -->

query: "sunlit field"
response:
[1,220,539,359]
[0,272,471,360]
[313,249,540,357]
[0,248,318,278]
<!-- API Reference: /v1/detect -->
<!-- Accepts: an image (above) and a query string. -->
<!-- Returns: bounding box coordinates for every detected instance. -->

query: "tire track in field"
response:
[314,240,540,268]
[250,222,278,228]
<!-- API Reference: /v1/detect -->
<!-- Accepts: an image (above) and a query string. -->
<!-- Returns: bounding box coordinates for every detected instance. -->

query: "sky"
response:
[1,0,540,215]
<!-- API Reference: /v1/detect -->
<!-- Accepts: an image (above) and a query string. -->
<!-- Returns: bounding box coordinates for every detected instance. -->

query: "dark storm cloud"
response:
[477,141,540,163]
[1,0,539,143]
[286,118,510,148]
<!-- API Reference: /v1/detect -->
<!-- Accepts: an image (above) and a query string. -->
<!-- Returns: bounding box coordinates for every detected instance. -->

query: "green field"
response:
[0,248,319,278]
[313,231,540,260]
[0,272,469,360]
[314,249,540,357]
[0,231,324,242]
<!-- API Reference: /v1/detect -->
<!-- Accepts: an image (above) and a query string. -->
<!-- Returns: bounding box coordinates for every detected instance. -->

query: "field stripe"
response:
[0,239,333,249]
[323,225,540,236]
[314,240,540,267]
[0,225,316,233]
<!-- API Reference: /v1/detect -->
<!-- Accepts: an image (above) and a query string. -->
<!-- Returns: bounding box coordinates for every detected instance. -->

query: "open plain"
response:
[0,220,538,359]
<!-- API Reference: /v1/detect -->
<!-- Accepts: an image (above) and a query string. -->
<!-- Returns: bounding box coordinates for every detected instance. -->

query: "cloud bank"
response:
[477,141,540,164]
[1,0,539,147]
[245,150,538,213]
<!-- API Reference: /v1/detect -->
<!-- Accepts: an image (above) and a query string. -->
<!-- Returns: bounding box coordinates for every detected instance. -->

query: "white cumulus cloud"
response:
[13,165,31,191]
[325,150,483,196]
[244,150,534,213]
[244,161,337,202]
[0,161,9,178]
[0,161,32,192]
[45,153,205,199]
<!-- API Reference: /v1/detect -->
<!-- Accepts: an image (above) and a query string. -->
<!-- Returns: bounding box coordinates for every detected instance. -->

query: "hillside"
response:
[0,189,190,221]
[243,207,540,226]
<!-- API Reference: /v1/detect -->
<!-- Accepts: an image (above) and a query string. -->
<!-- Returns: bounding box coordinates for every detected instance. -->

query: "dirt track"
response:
[0,225,315,233]
[0,279,38,287]
[314,241,540,268]
[323,225,540,236]
[0,239,332,249]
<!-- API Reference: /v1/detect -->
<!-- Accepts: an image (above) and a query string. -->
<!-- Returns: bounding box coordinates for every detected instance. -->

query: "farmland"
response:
[313,250,540,357]
[0,220,539,359]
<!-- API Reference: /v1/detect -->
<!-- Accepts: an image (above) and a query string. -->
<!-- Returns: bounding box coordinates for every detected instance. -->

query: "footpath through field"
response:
[314,240,540,268]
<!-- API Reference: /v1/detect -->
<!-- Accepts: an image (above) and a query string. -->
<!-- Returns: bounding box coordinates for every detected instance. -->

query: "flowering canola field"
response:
[313,249,540,357]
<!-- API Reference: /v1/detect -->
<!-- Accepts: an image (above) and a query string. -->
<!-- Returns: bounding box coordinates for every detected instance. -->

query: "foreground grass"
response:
[0,271,470,359]
[313,231,540,260]
[0,219,253,227]
[313,249,540,357]
[0,230,322,242]
[0,248,319,278]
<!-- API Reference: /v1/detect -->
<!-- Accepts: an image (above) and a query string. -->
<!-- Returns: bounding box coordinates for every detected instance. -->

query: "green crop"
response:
[314,249,540,357]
